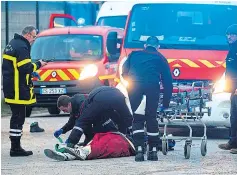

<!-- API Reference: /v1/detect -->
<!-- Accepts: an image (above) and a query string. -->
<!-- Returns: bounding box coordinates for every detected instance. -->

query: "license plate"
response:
[40,88,66,94]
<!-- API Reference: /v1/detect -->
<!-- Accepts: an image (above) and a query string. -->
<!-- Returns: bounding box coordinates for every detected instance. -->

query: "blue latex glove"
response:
[54,129,63,138]
[31,72,41,80]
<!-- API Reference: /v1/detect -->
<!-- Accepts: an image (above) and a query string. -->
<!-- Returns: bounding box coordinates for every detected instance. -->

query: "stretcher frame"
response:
[157,81,212,159]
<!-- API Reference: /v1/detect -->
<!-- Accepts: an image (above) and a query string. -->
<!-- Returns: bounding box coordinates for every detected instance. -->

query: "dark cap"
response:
[226,24,237,35]
[146,36,159,47]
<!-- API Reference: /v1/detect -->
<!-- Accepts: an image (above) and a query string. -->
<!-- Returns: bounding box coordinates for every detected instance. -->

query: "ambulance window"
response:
[31,34,103,61]
[125,3,237,50]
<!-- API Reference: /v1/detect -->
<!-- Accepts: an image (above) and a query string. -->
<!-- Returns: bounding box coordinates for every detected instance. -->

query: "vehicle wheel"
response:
[25,106,32,118]
[184,142,191,159]
[47,106,60,115]
[162,138,168,155]
[201,140,207,156]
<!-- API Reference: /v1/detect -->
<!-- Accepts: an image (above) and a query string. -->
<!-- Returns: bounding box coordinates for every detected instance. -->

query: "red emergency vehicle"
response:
[111,2,237,128]
[28,14,123,116]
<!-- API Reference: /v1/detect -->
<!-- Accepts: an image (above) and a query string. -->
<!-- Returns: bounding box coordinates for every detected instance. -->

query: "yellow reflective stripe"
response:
[57,70,70,80]
[114,78,120,83]
[199,60,215,68]
[180,59,200,68]
[17,59,31,67]
[5,98,36,105]
[3,54,16,61]
[26,74,30,85]
[172,64,182,67]
[32,63,37,71]
[167,59,176,63]
[68,69,80,79]
[30,87,34,100]
[40,70,51,81]
[215,61,226,68]
[99,75,116,80]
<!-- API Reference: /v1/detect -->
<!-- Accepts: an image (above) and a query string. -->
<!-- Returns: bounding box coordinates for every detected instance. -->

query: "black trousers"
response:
[230,93,237,144]
[128,82,160,148]
[9,104,26,140]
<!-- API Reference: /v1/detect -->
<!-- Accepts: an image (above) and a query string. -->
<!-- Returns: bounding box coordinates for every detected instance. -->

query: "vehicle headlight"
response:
[79,64,98,80]
[213,73,226,94]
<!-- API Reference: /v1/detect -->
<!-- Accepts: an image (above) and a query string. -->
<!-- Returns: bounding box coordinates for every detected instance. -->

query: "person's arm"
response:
[67,103,101,146]
[16,46,41,74]
[61,115,76,134]
[160,56,173,108]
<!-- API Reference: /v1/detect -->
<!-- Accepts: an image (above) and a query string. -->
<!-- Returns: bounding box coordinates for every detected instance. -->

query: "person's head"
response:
[57,95,72,113]
[226,24,237,44]
[144,36,160,50]
[22,26,37,45]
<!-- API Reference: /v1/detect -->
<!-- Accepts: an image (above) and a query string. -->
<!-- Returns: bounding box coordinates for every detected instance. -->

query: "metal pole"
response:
[36,1,39,31]
[5,1,9,45]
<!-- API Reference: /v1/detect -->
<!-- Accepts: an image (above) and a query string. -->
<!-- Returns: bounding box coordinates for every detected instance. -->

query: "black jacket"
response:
[61,91,118,134]
[2,34,41,105]
[122,46,173,107]
[226,41,237,93]
[67,86,132,145]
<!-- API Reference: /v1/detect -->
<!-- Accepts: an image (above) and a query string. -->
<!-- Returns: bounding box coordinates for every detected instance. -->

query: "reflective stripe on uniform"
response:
[3,54,36,105]
[10,129,22,132]
[17,59,31,67]
[133,130,144,134]
[5,98,36,104]
[147,132,159,136]
[9,133,22,137]
[73,126,83,132]
[102,119,112,126]
[32,63,37,71]
[3,54,19,100]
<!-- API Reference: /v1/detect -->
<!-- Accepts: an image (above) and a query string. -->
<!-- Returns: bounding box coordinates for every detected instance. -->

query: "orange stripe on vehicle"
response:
[199,60,215,68]
[57,70,70,81]
[40,70,52,81]
[180,59,200,68]
[68,69,80,79]
[50,78,58,81]
[63,69,76,80]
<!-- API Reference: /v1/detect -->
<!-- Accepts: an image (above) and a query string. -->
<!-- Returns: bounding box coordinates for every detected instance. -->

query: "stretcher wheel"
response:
[207,107,211,117]
[184,142,191,159]
[201,140,207,156]
[162,138,168,155]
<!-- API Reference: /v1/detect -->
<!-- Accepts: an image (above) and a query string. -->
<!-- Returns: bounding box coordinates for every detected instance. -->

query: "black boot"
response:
[147,147,158,161]
[30,122,44,133]
[135,146,144,162]
[10,138,33,157]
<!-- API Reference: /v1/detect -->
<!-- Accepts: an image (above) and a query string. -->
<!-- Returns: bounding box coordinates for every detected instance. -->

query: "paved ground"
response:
[1,115,237,175]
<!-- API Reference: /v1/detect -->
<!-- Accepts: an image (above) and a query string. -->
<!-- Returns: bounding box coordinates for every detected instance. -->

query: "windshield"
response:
[125,3,237,50]
[31,34,103,61]
[97,16,127,29]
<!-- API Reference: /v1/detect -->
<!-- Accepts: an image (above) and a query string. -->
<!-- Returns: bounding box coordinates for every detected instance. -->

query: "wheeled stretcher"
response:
[157,81,213,159]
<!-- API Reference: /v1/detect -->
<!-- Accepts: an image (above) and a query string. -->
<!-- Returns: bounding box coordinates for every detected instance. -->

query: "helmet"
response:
[226,24,237,35]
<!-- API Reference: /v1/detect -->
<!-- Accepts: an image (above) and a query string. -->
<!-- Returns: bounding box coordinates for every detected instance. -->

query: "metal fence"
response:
[1,1,102,53]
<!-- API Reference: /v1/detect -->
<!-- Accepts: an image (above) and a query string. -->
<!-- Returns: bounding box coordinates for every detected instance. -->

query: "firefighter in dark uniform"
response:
[54,93,120,146]
[219,24,237,153]
[122,36,173,161]
[2,26,47,157]
[56,86,133,147]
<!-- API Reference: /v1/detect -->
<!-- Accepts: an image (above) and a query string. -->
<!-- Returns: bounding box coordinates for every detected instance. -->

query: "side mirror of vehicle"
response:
[106,32,118,55]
